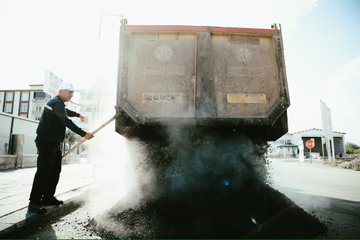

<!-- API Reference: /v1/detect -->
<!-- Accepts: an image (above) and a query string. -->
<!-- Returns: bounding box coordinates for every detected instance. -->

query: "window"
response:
[4,91,14,101]
[19,102,28,113]
[33,91,46,100]
[19,113,28,117]
[3,102,13,113]
[35,106,42,112]
[21,91,30,101]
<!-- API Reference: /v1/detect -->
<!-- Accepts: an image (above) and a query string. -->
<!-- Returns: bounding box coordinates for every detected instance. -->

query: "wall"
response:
[0,114,13,154]
[0,92,4,111]
[0,154,81,169]
[12,116,37,154]
[0,155,17,169]
[13,91,20,116]
[334,137,344,156]
[270,146,298,158]
[0,112,38,155]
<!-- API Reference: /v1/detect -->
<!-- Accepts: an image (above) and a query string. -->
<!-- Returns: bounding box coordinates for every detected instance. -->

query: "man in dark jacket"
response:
[28,82,94,213]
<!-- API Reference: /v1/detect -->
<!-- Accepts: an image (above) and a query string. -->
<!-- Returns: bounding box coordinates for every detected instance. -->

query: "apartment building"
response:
[0,84,51,120]
[1,84,97,130]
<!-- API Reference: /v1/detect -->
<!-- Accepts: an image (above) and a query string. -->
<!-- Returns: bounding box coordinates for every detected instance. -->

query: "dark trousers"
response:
[29,139,62,202]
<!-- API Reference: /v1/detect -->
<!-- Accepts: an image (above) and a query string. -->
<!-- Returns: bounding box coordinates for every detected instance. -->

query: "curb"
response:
[0,183,93,238]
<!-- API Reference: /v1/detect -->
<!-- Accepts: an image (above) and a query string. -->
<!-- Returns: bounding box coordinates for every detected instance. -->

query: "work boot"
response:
[42,196,64,206]
[28,201,47,214]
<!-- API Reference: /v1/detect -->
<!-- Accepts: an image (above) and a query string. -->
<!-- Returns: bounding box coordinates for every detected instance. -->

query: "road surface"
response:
[20,157,360,238]
[268,158,360,238]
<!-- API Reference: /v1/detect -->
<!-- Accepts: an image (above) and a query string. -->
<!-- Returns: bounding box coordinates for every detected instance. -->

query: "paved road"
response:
[268,158,360,238]
[0,162,93,217]
[21,158,360,238]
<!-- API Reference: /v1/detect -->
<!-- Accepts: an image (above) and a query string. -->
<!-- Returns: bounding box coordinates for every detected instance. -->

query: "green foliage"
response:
[63,129,78,151]
[65,130,77,145]
[346,142,360,154]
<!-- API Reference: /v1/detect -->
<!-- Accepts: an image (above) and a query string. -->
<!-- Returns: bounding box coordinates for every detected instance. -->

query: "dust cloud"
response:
[79,72,156,216]
[77,15,153,216]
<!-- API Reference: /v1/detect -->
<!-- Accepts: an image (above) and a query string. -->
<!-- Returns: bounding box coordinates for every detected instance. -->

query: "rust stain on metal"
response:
[227,93,267,104]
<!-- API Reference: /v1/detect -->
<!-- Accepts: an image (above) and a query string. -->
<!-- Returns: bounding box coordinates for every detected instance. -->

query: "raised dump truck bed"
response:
[115,20,290,140]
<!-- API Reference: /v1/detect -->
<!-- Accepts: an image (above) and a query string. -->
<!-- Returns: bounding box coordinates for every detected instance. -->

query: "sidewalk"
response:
[0,161,95,237]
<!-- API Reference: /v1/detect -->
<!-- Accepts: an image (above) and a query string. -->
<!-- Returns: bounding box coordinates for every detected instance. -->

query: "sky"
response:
[0,0,359,144]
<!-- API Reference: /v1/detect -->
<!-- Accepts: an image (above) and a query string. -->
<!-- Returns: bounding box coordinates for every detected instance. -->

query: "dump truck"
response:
[115,19,289,141]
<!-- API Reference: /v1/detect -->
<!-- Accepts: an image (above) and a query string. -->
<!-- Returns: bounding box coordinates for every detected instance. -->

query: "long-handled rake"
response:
[62,115,117,159]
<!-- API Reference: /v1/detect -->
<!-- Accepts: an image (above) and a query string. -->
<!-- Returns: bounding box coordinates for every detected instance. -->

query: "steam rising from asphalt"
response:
[89,126,271,237]
[79,16,152,215]
[85,127,145,215]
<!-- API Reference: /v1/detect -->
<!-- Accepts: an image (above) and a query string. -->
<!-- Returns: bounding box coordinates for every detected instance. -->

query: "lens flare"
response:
[223,179,230,188]
[251,217,258,225]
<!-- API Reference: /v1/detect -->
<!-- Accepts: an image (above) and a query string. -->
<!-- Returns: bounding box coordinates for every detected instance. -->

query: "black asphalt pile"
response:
[90,130,327,238]
[91,181,327,238]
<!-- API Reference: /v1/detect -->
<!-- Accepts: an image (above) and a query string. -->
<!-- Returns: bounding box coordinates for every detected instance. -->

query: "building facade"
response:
[0,84,97,123]
[1,84,97,156]
[270,128,346,159]
[0,84,51,121]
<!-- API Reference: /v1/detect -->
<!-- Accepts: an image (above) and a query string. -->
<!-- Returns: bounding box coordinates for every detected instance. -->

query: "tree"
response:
[345,142,360,154]
[62,129,78,152]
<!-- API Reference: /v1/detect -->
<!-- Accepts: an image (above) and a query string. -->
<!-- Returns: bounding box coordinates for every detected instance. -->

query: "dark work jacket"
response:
[36,95,86,144]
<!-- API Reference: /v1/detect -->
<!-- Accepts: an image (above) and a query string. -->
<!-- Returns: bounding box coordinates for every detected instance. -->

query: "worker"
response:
[28,82,94,213]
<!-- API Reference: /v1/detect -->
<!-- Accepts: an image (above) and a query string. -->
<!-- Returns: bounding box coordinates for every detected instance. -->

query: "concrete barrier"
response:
[0,154,83,170]
[0,155,17,169]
